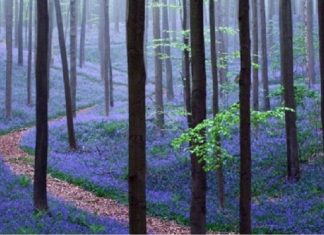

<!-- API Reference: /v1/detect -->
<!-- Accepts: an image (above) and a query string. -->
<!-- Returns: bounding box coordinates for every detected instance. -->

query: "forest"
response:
[0,0,323,234]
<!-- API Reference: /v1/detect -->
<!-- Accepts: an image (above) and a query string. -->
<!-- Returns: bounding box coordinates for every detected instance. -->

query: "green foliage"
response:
[172,103,292,171]
[18,175,31,187]
[269,84,319,106]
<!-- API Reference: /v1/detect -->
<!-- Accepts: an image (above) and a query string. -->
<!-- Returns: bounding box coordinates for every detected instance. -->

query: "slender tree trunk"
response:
[190,0,207,233]
[317,0,323,142]
[34,0,49,212]
[27,0,33,106]
[279,0,300,182]
[153,0,165,130]
[239,0,251,233]
[260,0,270,110]
[127,1,147,233]
[114,0,119,32]
[304,0,315,86]
[5,0,13,119]
[47,0,54,101]
[17,0,23,65]
[14,0,18,48]
[79,0,86,68]
[181,0,191,126]
[70,0,77,117]
[170,0,177,41]
[54,0,77,150]
[252,0,259,111]
[162,0,174,100]
[209,0,225,210]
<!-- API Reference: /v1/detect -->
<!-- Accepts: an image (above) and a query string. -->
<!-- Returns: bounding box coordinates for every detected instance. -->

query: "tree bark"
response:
[127,0,147,233]
[70,0,77,117]
[27,0,33,106]
[34,0,49,212]
[252,0,259,111]
[304,0,315,86]
[318,0,324,153]
[79,0,87,68]
[54,0,77,150]
[260,0,271,110]
[5,0,13,119]
[17,0,23,65]
[153,0,165,130]
[239,0,251,233]
[190,0,207,233]
[162,0,174,101]
[279,0,300,182]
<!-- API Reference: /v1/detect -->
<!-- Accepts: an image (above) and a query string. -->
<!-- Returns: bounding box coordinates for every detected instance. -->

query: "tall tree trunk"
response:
[5,0,13,119]
[260,0,270,110]
[304,0,315,86]
[162,0,174,101]
[153,0,165,129]
[14,0,18,48]
[70,0,77,117]
[17,0,23,65]
[54,0,77,150]
[190,0,207,233]
[170,0,177,41]
[239,0,251,233]
[279,0,300,182]
[127,0,147,233]
[47,0,54,101]
[209,0,225,210]
[34,0,49,212]
[27,0,33,106]
[79,0,86,68]
[252,0,259,111]
[318,0,324,153]
[114,0,119,32]
[181,0,191,126]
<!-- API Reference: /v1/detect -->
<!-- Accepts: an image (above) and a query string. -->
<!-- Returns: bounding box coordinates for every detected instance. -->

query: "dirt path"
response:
[0,110,190,234]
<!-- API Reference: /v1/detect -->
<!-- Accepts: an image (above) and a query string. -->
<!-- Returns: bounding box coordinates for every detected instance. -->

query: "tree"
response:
[54,0,77,150]
[209,0,224,210]
[190,0,207,233]
[279,0,300,182]
[181,0,191,126]
[127,0,147,233]
[162,0,174,101]
[252,0,259,111]
[79,0,87,68]
[27,0,33,106]
[238,0,251,233]
[17,0,23,65]
[304,0,315,87]
[260,0,270,110]
[70,0,77,116]
[34,0,49,211]
[153,0,165,129]
[318,0,324,152]
[5,0,13,119]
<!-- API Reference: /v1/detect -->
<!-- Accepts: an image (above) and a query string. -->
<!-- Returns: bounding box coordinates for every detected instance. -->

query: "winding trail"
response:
[0,108,190,234]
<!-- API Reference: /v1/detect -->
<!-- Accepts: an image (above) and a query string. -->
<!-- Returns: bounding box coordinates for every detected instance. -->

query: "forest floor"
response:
[0,107,191,234]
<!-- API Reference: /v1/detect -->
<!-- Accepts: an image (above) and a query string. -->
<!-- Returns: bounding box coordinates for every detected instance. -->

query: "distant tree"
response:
[181,0,191,126]
[127,0,147,233]
[209,0,224,210]
[79,0,86,68]
[114,0,119,33]
[252,0,259,111]
[153,0,165,129]
[304,0,315,87]
[27,0,33,106]
[259,0,270,110]
[47,0,54,100]
[34,0,49,212]
[17,0,23,65]
[70,0,77,117]
[5,0,13,119]
[14,0,18,48]
[318,0,324,152]
[54,0,77,150]
[279,0,300,182]
[190,0,207,233]
[162,0,174,101]
[238,0,251,233]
